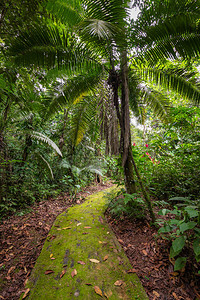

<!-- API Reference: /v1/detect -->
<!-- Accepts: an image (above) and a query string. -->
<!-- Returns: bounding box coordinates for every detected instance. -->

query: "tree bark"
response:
[120,50,137,193]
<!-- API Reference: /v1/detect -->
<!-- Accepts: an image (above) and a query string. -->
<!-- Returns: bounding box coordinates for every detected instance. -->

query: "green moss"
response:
[22,187,148,299]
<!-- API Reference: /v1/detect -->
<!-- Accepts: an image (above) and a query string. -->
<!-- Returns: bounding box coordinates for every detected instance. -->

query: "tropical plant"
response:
[157,197,200,271]
[6,0,200,221]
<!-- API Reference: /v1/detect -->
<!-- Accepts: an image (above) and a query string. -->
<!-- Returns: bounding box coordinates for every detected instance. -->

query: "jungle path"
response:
[22,187,148,299]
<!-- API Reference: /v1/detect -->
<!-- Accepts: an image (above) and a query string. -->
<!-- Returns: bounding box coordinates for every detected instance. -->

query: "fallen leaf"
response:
[99,241,102,244]
[7,266,16,275]
[118,239,124,244]
[22,288,30,299]
[142,250,148,256]
[170,272,179,277]
[127,268,137,273]
[153,291,160,297]
[89,259,100,263]
[103,255,109,261]
[62,227,71,230]
[114,280,124,286]
[94,286,103,297]
[57,228,62,231]
[78,261,86,265]
[172,292,179,300]
[84,226,92,229]
[51,257,56,260]
[0,296,5,299]
[71,269,77,277]
[77,223,82,226]
[82,232,89,235]
[98,216,104,224]
[104,290,112,299]
[50,254,54,258]
[45,270,54,275]
[60,269,66,278]
[85,283,92,286]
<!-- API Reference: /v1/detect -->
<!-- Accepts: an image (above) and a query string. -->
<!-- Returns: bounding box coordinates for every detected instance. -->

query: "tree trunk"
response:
[120,50,137,193]
[124,145,136,193]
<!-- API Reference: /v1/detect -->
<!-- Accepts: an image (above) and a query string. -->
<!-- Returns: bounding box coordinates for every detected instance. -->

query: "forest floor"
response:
[0,182,199,300]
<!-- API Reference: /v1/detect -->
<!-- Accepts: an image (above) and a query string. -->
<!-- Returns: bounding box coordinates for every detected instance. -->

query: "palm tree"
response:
[7,0,200,221]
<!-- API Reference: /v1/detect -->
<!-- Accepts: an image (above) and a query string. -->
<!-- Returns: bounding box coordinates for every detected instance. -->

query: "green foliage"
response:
[107,188,147,219]
[157,197,200,271]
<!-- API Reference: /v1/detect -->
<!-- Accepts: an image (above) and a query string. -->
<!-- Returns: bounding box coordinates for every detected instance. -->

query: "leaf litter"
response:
[0,182,199,300]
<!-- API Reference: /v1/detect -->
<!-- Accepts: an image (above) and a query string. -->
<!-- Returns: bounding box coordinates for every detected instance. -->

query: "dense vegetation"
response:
[0,0,200,272]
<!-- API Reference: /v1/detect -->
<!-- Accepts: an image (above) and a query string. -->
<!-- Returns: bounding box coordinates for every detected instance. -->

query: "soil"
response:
[0,182,200,300]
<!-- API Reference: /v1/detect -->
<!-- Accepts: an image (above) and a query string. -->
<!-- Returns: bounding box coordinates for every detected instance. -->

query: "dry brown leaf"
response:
[103,255,109,261]
[153,290,160,297]
[0,296,5,299]
[118,239,124,244]
[99,241,102,244]
[89,259,100,263]
[142,250,148,256]
[24,278,28,286]
[104,290,113,298]
[127,268,137,273]
[78,261,86,265]
[57,228,62,231]
[62,227,71,230]
[77,223,82,226]
[170,272,179,277]
[114,280,124,286]
[60,269,66,278]
[45,270,54,275]
[99,216,104,224]
[51,257,56,260]
[172,292,179,300]
[7,266,16,275]
[71,269,77,277]
[22,288,30,299]
[84,226,92,229]
[94,286,103,297]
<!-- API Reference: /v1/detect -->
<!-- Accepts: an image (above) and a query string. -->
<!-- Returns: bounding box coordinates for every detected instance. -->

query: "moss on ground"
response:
[22,187,148,299]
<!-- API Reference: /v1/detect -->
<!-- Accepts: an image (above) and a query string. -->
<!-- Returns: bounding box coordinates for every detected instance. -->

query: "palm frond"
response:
[9,23,100,71]
[70,96,97,146]
[134,61,200,104]
[132,8,200,62]
[45,68,103,118]
[36,153,54,179]
[83,0,130,25]
[30,131,62,156]
[46,0,83,27]
[139,86,170,122]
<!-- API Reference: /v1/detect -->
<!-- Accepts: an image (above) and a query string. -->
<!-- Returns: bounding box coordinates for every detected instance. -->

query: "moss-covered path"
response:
[23,187,148,299]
